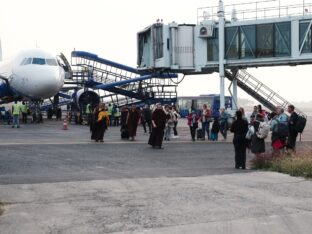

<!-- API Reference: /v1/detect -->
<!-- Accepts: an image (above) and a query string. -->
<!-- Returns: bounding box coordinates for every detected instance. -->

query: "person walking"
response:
[120,106,129,139]
[91,103,109,142]
[164,106,175,141]
[127,105,140,141]
[148,103,167,149]
[219,108,229,141]
[12,101,21,128]
[201,104,212,140]
[187,109,199,141]
[210,117,220,141]
[142,105,152,134]
[287,104,299,152]
[231,110,249,169]
[172,106,180,137]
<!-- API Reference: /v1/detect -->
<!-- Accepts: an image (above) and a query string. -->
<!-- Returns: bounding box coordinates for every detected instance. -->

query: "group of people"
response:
[1,101,43,128]
[118,104,179,146]
[230,104,302,169]
[187,105,229,142]
[88,102,180,148]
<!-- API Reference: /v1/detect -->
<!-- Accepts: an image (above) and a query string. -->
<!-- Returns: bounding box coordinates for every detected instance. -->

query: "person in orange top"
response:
[92,103,109,142]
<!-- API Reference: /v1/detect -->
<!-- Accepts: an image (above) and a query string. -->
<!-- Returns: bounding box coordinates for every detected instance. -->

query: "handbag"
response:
[245,125,255,140]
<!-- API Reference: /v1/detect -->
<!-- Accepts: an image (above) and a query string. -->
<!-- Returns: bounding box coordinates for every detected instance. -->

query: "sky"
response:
[1,0,312,104]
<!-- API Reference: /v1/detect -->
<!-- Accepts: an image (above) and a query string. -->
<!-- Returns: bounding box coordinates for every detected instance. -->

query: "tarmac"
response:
[0,117,311,234]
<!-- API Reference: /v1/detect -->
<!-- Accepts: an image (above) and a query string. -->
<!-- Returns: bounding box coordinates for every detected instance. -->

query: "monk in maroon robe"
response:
[127,105,140,141]
[148,104,167,149]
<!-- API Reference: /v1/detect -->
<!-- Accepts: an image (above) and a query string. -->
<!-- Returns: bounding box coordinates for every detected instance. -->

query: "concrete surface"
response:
[0,173,312,234]
[0,119,311,234]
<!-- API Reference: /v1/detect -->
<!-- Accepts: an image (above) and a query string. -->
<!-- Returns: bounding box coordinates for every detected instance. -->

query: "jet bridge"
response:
[137,0,310,116]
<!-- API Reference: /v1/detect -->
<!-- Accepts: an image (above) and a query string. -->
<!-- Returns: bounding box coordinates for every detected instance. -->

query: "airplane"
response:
[0,42,65,104]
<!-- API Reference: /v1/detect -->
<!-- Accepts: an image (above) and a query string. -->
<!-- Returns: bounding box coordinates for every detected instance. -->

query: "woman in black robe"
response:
[148,104,167,149]
[230,110,249,169]
[127,105,140,141]
[120,106,129,139]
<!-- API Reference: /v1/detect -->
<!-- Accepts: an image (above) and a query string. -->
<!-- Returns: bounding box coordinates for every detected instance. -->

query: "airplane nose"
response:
[30,67,64,98]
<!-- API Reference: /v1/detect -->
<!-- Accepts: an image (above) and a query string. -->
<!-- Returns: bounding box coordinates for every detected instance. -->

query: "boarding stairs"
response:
[70,51,178,106]
[225,69,306,117]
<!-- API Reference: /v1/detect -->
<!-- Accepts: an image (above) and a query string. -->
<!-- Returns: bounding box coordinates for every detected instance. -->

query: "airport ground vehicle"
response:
[177,95,232,118]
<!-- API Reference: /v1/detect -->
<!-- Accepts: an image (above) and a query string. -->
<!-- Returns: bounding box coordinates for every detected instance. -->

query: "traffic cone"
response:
[63,119,68,130]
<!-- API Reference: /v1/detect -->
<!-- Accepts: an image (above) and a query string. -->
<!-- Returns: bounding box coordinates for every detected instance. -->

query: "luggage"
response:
[121,129,129,139]
[256,122,270,139]
[277,120,289,138]
[197,129,203,139]
[295,115,307,133]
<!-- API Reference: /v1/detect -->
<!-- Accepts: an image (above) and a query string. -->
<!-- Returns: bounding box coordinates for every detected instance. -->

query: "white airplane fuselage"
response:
[0,48,65,100]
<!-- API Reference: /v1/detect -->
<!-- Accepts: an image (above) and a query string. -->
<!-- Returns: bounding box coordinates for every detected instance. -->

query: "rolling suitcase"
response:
[197,129,203,139]
[121,129,129,139]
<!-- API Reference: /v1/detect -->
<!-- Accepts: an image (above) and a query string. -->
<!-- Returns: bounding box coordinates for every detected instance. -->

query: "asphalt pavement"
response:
[0,120,311,234]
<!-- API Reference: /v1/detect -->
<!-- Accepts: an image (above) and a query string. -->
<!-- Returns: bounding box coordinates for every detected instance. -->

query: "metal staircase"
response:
[70,51,178,106]
[225,69,306,117]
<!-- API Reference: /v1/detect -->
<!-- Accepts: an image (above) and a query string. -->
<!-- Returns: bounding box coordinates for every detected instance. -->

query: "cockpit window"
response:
[46,59,58,66]
[32,58,46,65]
[23,58,33,65]
[20,58,27,65]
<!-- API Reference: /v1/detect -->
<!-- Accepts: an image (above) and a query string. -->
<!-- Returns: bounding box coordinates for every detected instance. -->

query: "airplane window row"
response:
[20,58,58,66]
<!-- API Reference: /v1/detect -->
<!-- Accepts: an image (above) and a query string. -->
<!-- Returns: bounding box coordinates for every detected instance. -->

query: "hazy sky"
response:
[1,0,312,103]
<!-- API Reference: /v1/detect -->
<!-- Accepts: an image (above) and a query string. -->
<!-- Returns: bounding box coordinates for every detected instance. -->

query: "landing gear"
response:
[29,101,43,124]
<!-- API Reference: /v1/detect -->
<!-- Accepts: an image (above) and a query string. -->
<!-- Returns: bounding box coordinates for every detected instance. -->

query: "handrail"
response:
[198,0,312,23]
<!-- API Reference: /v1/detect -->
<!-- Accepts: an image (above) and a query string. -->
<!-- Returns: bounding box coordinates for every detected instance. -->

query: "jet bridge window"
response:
[300,21,312,53]
[153,24,164,60]
[46,59,57,66]
[32,58,46,65]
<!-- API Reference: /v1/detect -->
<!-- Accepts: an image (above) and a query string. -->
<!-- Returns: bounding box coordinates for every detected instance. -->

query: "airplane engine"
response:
[73,89,100,111]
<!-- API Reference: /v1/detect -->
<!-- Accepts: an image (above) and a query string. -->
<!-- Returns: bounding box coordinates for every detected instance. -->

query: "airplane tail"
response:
[0,39,2,62]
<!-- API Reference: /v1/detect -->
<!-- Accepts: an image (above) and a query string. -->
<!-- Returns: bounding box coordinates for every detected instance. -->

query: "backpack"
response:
[256,122,270,139]
[295,115,307,133]
[277,120,289,138]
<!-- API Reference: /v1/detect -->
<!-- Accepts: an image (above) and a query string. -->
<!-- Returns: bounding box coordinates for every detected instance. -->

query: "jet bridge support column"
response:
[232,78,238,110]
[218,0,225,109]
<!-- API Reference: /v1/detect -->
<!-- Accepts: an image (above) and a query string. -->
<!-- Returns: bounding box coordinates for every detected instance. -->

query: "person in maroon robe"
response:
[126,105,140,141]
[148,103,167,149]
